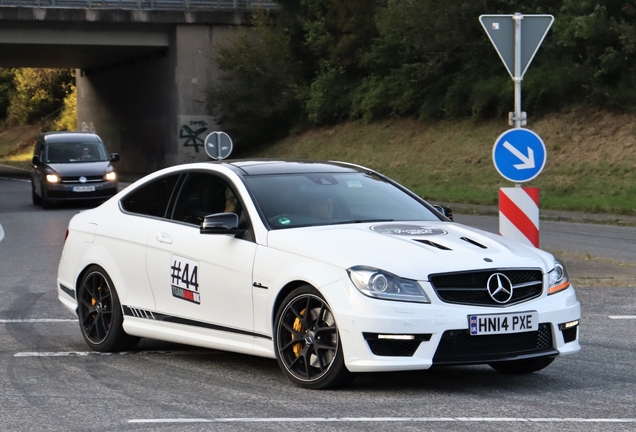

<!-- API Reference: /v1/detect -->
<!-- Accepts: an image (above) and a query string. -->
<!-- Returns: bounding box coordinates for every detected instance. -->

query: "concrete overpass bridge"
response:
[0,1,276,173]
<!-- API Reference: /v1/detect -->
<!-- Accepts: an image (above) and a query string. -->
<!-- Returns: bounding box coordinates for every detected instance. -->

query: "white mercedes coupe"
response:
[57,160,581,389]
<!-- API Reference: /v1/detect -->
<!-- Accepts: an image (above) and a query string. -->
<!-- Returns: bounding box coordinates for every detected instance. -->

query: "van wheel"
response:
[31,182,41,206]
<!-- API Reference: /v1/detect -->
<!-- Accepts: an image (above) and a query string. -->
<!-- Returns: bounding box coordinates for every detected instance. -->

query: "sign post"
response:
[479,13,554,129]
[480,13,553,247]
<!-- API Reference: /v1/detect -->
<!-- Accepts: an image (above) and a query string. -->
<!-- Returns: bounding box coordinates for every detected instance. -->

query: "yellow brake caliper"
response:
[90,286,100,317]
[292,308,306,357]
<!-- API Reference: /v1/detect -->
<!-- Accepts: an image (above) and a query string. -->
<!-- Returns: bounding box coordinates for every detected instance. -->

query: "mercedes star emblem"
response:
[486,273,514,304]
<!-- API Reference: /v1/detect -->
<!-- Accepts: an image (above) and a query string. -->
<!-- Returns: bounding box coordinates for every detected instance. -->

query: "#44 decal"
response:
[170,255,200,304]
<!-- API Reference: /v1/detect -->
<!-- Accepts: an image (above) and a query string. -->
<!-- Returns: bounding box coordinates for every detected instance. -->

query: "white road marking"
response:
[0,319,77,323]
[128,417,636,424]
[15,352,127,357]
[14,350,211,357]
[0,176,30,183]
[0,222,4,242]
[609,316,636,319]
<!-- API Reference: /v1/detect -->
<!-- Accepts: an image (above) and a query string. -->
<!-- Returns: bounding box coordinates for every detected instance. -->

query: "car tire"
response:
[274,285,352,389]
[77,265,140,352]
[488,356,555,374]
[31,182,41,206]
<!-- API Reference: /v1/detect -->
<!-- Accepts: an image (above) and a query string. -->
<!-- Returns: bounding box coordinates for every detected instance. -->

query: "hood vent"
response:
[414,239,452,250]
[460,236,487,249]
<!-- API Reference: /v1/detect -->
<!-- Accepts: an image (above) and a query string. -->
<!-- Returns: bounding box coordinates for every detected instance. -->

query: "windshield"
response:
[44,142,108,163]
[244,172,441,229]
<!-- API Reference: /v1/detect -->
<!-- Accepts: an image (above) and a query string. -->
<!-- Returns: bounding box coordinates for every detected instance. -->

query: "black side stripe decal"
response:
[122,305,271,340]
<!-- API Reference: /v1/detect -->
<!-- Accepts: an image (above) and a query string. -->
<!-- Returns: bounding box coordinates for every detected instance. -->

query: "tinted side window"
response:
[120,174,180,218]
[171,173,231,225]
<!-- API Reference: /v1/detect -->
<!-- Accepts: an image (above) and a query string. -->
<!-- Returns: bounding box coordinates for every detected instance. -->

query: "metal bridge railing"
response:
[0,0,278,10]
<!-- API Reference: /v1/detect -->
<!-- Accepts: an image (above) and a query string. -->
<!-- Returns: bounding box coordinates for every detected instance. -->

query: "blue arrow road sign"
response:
[492,128,546,183]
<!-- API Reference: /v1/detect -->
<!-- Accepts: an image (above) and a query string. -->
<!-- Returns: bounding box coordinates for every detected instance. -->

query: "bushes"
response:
[6,68,74,126]
[208,0,636,147]
[0,68,75,129]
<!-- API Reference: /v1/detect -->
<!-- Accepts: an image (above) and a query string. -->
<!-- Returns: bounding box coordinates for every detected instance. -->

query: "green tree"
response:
[7,68,74,125]
[0,69,16,120]
[55,84,77,131]
[206,9,306,148]
[208,0,636,146]
[551,0,636,109]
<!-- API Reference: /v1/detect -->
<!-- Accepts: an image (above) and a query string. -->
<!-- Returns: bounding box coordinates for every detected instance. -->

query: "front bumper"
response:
[44,181,118,201]
[325,282,581,373]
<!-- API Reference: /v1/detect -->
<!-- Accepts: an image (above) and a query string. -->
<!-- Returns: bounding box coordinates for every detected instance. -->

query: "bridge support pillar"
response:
[77,24,235,176]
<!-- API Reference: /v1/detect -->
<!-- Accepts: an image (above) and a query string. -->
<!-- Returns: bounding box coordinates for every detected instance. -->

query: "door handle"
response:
[156,233,172,244]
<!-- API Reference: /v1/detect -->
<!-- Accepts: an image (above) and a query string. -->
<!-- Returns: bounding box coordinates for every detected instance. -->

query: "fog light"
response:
[378,334,415,340]
[46,174,60,183]
[558,320,579,330]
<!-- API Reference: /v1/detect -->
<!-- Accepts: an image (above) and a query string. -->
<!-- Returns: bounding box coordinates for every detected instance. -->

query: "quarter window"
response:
[120,174,180,218]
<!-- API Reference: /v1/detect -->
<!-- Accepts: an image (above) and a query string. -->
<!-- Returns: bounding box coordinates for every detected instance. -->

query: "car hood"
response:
[266,222,554,280]
[46,161,112,176]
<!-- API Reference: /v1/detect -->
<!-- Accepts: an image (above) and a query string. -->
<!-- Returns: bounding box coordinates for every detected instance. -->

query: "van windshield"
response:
[44,142,108,163]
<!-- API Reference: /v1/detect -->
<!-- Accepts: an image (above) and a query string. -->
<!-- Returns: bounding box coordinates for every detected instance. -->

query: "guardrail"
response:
[0,0,277,10]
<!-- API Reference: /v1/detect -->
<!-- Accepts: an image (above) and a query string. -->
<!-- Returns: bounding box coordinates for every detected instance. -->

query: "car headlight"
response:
[548,257,570,295]
[46,174,60,183]
[347,266,430,303]
[105,172,117,181]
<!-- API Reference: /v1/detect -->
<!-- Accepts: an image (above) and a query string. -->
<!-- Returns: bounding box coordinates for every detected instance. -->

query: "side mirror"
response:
[432,205,454,222]
[110,153,120,162]
[32,155,40,165]
[200,212,246,237]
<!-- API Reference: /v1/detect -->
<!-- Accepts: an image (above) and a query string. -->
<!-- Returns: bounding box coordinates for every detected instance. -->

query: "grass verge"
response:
[247,107,636,215]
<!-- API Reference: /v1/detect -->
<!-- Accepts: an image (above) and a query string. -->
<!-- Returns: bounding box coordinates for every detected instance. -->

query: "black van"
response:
[31,132,119,208]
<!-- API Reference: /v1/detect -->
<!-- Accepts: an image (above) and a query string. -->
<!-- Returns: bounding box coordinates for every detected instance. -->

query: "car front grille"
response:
[429,269,543,306]
[432,323,554,365]
[61,175,105,184]
[47,189,116,199]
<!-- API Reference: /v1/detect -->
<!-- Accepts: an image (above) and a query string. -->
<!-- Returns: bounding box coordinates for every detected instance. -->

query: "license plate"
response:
[72,186,95,192]
[468,311,538,336]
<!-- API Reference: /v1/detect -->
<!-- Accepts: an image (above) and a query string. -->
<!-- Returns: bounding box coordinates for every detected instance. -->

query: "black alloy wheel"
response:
[77,265,139,352]
[274,285,351,389]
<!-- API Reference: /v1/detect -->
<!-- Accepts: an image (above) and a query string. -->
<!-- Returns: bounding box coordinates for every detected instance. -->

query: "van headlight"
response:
[548,257,571,295]
[104,172,117,181]
[46,174,60,183]
[347,266,430,303]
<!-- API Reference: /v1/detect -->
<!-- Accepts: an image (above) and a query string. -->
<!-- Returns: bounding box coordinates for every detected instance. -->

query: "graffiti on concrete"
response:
[179,122,208,152]
[177,115,216,164]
